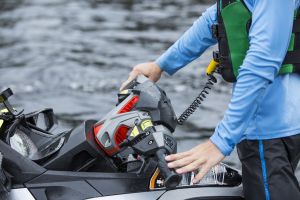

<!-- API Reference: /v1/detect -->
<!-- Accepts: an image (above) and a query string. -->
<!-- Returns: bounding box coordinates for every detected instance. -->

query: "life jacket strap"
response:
[212,24,226,38]
[293,19,300,33]
[283,50,300,65]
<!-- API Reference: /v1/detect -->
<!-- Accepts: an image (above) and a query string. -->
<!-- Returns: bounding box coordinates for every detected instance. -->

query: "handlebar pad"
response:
[155,149,182,189]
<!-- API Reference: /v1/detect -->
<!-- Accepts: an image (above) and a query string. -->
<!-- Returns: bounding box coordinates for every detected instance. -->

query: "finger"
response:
[120,70,140,91]
[129,69,141,79]
[192,164,211,184]
[120,82,129,91]
[176,159,205,174]
[165,151,192,162]
[167,156,196,169]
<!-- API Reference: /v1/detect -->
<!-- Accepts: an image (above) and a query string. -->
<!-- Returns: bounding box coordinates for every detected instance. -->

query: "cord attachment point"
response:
[213,51,220,62]
[206,57,220,76]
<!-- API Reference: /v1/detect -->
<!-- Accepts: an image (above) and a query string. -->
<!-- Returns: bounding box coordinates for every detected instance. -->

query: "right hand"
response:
[120,62,163,91]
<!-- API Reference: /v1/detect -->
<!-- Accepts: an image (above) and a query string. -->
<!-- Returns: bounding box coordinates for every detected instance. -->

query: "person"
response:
[121,0,300,199]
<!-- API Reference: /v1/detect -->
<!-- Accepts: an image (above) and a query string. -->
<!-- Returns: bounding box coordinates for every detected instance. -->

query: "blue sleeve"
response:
[210,0,295,156]
[155,5,217,75]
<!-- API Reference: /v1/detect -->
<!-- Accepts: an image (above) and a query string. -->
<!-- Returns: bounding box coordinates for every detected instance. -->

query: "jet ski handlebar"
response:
[115,75,182,188]
[155,148,182,189]
[123,123,182,189]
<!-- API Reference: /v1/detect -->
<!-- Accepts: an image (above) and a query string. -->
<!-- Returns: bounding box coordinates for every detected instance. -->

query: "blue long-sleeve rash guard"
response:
[156,0,300,156]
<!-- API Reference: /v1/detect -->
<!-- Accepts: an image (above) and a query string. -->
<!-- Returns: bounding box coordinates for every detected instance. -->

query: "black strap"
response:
[293,64,300,74]
[293,19,300,33]
[283,50,300,65]
[212,24,226,38]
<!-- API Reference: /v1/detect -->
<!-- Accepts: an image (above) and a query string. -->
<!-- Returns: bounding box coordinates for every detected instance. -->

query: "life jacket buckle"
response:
[213,51,220,62]
[211,24,219,38]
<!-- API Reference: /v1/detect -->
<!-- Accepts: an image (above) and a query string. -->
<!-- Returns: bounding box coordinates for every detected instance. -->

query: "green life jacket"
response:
[212,0,300,83]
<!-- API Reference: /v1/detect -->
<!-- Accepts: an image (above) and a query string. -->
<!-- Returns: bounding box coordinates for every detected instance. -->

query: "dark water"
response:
[0,0,299,178]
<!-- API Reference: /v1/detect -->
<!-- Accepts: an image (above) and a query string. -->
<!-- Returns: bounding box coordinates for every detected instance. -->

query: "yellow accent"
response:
[120,90,129,95]
[0,109,8,113]
[0,109,9,128]
[130,126,140,137]
[149,168,160,190]
[206,59,219,75]
[141,120,153,131]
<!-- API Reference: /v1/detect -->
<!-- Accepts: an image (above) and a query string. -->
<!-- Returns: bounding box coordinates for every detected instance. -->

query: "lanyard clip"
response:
[206,52,220,76]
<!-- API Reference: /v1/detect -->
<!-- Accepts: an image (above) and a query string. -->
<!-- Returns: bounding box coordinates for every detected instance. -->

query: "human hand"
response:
[120,62,163,91]
[165,140,225,184]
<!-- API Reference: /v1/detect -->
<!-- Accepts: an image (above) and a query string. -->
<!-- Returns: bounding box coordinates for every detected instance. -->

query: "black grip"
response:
[0,88,13,103]
[155,149,182,189]
[123,79,138,90]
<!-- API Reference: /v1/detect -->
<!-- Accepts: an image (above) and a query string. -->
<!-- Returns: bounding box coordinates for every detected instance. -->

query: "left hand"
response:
[165,140,225,184]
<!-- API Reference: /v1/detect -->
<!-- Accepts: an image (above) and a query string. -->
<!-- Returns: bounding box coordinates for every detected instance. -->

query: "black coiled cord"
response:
[177,74,218,125]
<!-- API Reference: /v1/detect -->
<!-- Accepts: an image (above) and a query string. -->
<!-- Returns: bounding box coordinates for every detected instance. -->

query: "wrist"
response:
[210,133,233,157]
[153,61,163,73]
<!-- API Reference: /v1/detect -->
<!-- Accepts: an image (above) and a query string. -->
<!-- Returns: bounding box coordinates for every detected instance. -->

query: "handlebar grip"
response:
[123,79,137,90]
[155,149,182,189]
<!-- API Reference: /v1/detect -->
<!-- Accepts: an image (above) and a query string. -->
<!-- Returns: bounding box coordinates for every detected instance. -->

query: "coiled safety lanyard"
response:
[177,59,219,125]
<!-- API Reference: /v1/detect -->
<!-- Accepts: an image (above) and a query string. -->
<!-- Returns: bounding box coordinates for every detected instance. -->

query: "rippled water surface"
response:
[0,0,299,178]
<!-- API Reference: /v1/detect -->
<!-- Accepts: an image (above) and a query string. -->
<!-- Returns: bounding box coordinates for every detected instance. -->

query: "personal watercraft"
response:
[0,75,244,200]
